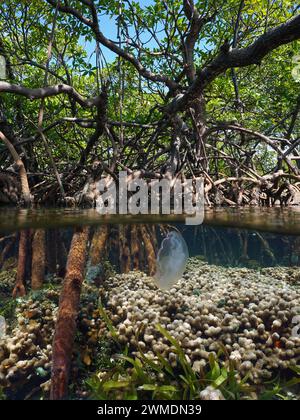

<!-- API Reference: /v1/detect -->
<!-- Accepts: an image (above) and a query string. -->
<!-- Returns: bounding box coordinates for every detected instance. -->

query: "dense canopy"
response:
[0,0,300,206]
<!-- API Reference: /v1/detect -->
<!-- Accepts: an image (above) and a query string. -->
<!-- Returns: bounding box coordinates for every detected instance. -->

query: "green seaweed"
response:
[0,296,17,320]
[87,306,300,401]
[86,307,254,400]
[98,301,119,344]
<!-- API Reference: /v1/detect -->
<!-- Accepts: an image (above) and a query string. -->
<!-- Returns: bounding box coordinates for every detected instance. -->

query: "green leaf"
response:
[103,380,130,390]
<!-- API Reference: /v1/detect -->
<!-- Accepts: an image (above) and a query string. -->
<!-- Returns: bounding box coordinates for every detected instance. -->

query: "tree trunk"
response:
[190,97,207,169]
[0,130,32,205]
[12,230,28,298]
[50,226,89,400]
[31,229,46,290]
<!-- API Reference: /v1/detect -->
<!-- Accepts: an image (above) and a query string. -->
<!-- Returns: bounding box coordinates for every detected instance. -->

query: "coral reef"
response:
[199,386,225,400]
[0,282,104,399]
[102,258,300,386]
[0,289,58,396]
[0,258,299,399]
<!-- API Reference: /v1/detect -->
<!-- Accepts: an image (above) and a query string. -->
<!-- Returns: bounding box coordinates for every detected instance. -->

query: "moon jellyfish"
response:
[0,316,6,338]
[155,231,189,290]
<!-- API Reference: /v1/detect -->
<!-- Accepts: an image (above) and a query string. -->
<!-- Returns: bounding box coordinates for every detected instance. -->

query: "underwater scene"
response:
[0,209,299,401]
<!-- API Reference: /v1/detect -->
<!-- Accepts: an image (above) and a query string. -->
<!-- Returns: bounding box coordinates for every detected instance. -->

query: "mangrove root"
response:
[31,230,46,290]
[12,230,28,298]
[50,226,90,400]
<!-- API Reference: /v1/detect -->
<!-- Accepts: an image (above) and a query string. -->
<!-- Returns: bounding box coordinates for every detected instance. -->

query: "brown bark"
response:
[119,225,130,273]
[148,225,158,253]
[31,230,46,290]
[140,225,156,276]
[90,225,109,266]
[166,14,300,115]
[0,81,107,108]
[12,230,28,298]
[130,225,140,271]
[50,226,89,400]
[0,130,32,205]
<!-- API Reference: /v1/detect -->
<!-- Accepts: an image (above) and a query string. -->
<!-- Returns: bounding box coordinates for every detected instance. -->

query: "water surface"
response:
[1,207,300,235]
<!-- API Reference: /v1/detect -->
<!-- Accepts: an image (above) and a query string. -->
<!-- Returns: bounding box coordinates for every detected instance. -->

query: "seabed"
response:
[0,257,299,400]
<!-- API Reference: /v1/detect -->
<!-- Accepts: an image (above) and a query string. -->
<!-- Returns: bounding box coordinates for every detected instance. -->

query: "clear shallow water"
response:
[0,207,299,400]
[1,207,300,269]
[1,207,300,268]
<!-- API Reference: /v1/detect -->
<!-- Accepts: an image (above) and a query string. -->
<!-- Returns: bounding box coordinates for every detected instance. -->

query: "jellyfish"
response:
[155,230,189,290]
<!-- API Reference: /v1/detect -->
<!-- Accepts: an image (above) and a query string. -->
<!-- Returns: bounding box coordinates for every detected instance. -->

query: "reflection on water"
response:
[1,221,300,277]
[1,206,299,270]
[1,206,300,234]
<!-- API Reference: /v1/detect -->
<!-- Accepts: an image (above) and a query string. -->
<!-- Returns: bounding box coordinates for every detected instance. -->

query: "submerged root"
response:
[12,231,28,298]
[31,230,46,290]
[140,225,156,276]
[50,226,90,400]
[118,225,131,274]
[90,225,109,266]
[130,225,140,271]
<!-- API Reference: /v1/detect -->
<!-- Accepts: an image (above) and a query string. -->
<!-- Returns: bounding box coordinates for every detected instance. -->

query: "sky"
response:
[81,0,156,65]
